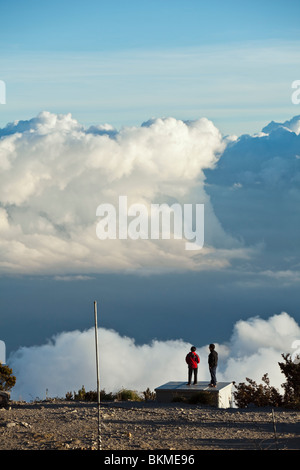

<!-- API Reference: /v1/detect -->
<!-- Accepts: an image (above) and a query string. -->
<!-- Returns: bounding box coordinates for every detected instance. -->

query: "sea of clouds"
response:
[8,311,300,402]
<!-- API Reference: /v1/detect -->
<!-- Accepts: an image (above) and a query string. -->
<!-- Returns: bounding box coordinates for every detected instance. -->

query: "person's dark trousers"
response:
[209,366,217,386]
[188,367,198,385]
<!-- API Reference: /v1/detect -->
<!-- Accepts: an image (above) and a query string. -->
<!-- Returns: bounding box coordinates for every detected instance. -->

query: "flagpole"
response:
[94,300,101,450]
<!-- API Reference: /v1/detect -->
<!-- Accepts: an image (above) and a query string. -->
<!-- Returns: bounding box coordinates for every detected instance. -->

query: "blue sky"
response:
[1,0,300,134]
[1,0,299,51]
[1,2,300,398]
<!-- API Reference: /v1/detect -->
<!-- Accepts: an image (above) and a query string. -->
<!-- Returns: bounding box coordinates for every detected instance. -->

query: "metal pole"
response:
[94,301,101,450]
[271,408,279,450]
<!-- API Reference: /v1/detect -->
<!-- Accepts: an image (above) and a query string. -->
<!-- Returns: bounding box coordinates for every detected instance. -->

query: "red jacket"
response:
[186,351,200,369]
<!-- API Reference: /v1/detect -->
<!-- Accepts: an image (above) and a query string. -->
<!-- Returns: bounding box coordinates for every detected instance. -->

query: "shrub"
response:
[100,389,115,401]
[115,388,142,401]
[278,353,300,409]
[66,387,145,402]
[74,385,86,401]
[143,387,156,401]
[233,374,283,408]
[0,363,16,392]
[234,354,300,410]
[65,391,73,400]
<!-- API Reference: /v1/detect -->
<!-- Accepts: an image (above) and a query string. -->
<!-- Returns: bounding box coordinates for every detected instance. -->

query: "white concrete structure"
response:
[155,381,233,408]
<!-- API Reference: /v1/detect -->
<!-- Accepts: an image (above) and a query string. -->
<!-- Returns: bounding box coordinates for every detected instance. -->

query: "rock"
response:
[71,438,81,446]
[0,391,10,407]
[20,422,31,428]
[6,422,16,428]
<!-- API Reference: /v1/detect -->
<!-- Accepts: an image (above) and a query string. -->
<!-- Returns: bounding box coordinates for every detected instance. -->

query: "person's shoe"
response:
[186,383,191,386]
[193,382,197,385]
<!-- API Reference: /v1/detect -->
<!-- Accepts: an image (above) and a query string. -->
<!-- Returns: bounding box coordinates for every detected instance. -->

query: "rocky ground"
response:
[0,399,299,451]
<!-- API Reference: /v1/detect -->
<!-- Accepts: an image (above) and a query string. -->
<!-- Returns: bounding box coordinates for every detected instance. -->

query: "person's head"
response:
[209,344,215,351]
[191,346,196,352]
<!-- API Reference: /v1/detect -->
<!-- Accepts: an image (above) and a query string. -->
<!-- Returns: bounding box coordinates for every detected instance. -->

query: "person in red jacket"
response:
[185,346,200,385]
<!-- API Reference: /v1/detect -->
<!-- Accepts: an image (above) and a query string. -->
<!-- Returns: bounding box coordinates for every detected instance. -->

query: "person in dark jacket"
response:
[185,346,200,385]
[208,343,218,387]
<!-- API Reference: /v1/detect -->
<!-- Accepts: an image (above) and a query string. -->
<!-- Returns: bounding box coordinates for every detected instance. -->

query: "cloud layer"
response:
[207,114,300,190]
[204,114,300,282]
[0,111,251,276]
[1,111,300,279]
[8,311,299,402]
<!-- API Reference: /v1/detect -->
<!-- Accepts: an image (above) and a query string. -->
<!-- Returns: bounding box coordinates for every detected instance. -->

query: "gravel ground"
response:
[0,400,299,451]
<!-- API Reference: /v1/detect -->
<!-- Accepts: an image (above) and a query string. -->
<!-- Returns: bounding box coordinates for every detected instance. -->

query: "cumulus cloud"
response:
[8,312,299,402]
[1,111,299,278]
[262,115,300,136]
[0,111,253,276]
[206,114,300,190]
[204,114,300,279]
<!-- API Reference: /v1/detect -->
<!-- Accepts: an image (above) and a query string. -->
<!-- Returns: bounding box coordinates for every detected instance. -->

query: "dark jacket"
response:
[186,351,200,369]
[208,350,218,368]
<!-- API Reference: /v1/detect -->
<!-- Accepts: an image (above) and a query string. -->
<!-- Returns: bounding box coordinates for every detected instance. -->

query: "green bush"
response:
[143,387,156,401]
[100,389,115,401]
[0,363,16,392]
[234,354,300,409]
[278,353,300,409]
[233,374,283,408]
[66,386,146,402]
[65,391,73,400]
[74,385,87,401]
[115,388,142,401]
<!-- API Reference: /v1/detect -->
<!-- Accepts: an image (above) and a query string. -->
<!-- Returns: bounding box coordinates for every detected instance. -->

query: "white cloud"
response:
[53,275,94,282]
[208,115,300,190]
[262,115,300,135]
[0,111,252,276]
[8,312,299,402]
[261,270,300,285]
[204,114,300,277]
[1,111,299,277]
